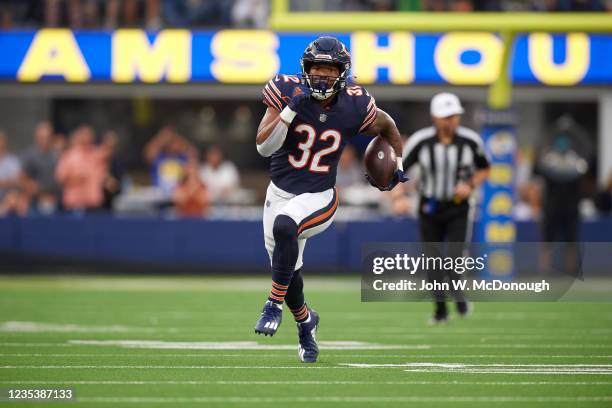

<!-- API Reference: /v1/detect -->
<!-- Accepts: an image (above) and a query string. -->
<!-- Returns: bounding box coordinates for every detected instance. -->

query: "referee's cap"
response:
[430,93,464,118]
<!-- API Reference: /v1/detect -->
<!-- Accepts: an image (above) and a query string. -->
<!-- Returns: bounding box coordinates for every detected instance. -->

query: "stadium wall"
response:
[1,216,610,273]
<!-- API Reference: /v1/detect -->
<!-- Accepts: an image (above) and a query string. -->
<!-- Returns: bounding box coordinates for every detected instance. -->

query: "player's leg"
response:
[278,187,338,362]
[255,183,295,336]
[419,209,447,323]
[446,205,471,316]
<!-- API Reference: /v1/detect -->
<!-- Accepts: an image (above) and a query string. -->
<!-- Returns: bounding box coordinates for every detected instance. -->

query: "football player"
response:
[254,36,407,362]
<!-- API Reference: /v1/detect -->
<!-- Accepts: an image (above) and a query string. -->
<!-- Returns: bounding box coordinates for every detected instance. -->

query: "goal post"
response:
[269,0,612,109]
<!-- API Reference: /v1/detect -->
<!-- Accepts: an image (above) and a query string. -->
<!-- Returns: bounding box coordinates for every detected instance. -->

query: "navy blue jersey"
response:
[262,74,377,194]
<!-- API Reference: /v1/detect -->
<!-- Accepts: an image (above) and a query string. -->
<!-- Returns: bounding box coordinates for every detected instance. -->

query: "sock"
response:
[268,281,288,305]
[284,269,309,323]
[267,215,299,305]
[291,303,310,323]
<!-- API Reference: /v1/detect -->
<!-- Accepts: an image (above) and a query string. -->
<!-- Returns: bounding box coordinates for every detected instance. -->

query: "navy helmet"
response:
[300,36,351,100]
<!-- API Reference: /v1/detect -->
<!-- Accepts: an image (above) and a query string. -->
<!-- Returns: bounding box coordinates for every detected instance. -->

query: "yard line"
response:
[343,363,612,368]
[2,380,612,386]
[0,321,169,334]
[402,370,612,375]
[4,363,612,371]
[1,342,611,349]
[67,340,430,350]
[0,342,72,347]
[0,365,349,369]
[65,396,612,403]
[1,353,610,359]
[343,363,612,374]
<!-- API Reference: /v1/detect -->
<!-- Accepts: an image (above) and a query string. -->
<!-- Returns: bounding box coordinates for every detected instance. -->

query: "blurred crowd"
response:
[1,119,612,221]
[1,0,610,30]
[0,0,268,30]
[0,122,242,218]
[298,0,612,12]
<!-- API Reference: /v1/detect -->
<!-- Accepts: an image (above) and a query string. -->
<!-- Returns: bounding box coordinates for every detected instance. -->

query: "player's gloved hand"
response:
[280,86,312,124]
[287,85,313,112]
[365,170,409,192]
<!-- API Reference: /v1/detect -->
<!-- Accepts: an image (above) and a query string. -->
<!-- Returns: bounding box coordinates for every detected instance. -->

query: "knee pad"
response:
[273,214,298,243]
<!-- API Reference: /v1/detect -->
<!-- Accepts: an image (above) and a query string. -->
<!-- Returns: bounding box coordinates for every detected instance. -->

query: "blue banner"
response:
[0,29,610,85]
[478,111,517,278]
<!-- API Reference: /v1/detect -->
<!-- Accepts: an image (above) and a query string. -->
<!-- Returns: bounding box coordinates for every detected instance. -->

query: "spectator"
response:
[144,126,197,196]
[534,133,588,274]
[198,145,239,204]
[556,0,606,11]
[101,130,124,210]
[21,121,61,214]
[594,170,612,216]
[232,0,268,29]
[0,131,29,216]
[163,0,233,27]
[173,159,210,217]
[450,0,475,10]
[55,125,108,212]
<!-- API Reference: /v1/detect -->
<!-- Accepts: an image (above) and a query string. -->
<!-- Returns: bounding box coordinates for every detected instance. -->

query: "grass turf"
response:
[0,275,610,407]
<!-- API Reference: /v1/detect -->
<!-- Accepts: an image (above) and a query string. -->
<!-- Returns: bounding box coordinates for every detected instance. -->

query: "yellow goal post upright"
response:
[268,0,612,109]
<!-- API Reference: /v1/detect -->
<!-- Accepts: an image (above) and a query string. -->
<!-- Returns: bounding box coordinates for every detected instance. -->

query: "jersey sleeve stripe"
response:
[359,113,377,133]
[263,86,283,111]
[364,104,377,123]
[262,89,281,111]
[366,97,375,111]
[268,80,283,99]
[359,103,378,132]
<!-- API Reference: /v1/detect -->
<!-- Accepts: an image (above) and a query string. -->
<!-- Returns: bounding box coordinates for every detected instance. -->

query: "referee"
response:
[401,93,490,323]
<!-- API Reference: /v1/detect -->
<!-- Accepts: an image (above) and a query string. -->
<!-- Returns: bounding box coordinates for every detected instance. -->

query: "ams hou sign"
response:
[0,29,609,85]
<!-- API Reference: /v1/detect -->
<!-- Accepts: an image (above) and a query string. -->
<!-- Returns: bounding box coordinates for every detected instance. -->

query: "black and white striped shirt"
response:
[402,126,490,201]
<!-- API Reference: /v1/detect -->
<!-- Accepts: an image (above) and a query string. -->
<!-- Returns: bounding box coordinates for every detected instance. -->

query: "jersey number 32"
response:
[288,124,341,173]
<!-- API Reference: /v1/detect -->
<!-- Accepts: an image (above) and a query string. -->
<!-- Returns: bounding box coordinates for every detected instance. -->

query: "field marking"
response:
[2,341,612,351]
[341,362,612,375]
[68,340,429,350]
[0,342,74,347]
[4,363,612,372]
[59,396,612,403]
[1,353,611,359]
[2,380,612,386]
[0,321,171,334]
[0,365,349,369]
[344,363,612,368]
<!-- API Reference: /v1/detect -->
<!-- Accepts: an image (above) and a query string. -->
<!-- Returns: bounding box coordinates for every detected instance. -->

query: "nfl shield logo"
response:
[319,114,327,122]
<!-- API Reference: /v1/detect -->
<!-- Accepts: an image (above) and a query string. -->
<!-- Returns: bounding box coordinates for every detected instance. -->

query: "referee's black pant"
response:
[418,199,471,303]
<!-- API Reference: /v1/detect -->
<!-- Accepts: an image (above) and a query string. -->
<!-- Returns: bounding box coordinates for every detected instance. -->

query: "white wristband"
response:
[396,157,404,172]
[279,106,297,124]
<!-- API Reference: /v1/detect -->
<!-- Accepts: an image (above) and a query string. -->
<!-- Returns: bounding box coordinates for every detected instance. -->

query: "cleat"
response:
[428,301,448,325]
[297,309,319,363]
[254,301,283,336]
[456,301,473,317]
[427,315,449,326]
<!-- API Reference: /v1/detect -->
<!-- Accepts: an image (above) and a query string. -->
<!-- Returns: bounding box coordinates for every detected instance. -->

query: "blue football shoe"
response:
[254,300,283,336]
[297,309,320,363]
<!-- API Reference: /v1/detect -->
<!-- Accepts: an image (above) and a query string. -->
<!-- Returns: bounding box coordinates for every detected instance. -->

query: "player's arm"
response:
[455,137,491,199]
[363,108,409,190]
[363,109,403,162]
[255,107,289,157]
[256,83,311,157]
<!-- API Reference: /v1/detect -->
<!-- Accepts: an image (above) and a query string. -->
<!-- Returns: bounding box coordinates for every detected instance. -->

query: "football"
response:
[364,136,396,189]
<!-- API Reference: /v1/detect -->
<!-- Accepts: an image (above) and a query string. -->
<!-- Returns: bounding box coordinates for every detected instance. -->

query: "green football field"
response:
[0,275,610,407]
